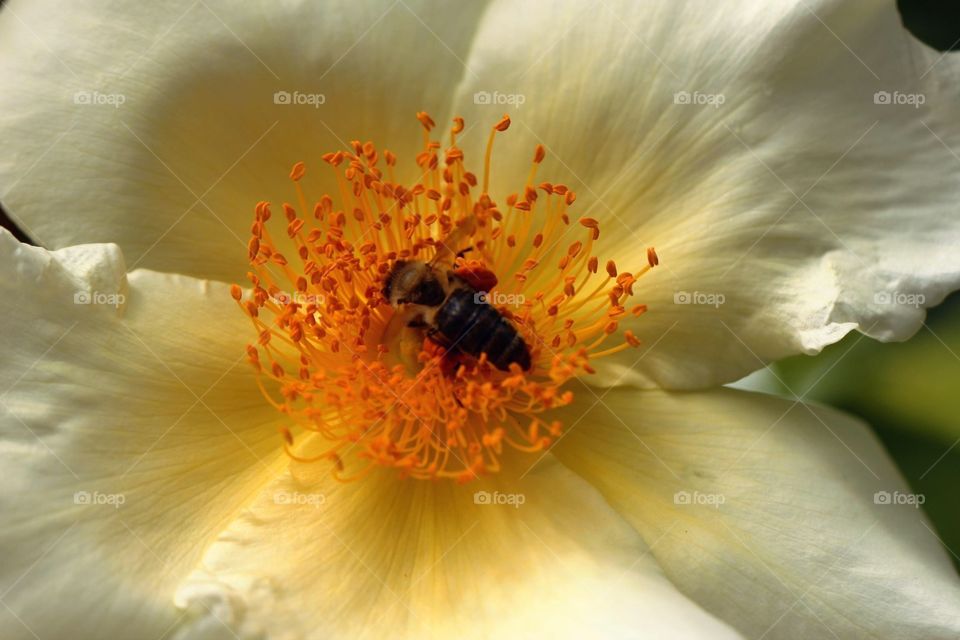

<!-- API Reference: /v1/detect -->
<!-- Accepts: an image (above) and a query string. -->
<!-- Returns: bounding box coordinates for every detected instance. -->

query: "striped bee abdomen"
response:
[435,288,531,371]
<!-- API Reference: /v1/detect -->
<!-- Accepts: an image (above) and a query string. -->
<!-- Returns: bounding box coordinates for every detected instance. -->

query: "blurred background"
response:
[1,0,958,565]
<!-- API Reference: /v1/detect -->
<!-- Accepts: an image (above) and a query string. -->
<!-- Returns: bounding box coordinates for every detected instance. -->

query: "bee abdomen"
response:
[435,289,531,371]
[484,323,531,371]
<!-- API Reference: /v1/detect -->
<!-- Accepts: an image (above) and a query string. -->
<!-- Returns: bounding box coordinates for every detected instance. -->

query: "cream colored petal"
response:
[449,0,960,388]
[0,230,285,640]
[172,453,742,640]
[0,0,489,282]
[551,387,960,639]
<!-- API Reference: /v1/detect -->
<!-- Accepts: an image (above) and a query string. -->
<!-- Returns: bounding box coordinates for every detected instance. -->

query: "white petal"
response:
[0,230,285,639]
[449,0,960,388]
[0,0,488,282]
[551,387,960,639]
[173,453,742,640]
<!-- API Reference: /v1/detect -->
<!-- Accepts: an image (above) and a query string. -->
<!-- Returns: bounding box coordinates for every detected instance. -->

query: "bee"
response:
[382,242,532,372]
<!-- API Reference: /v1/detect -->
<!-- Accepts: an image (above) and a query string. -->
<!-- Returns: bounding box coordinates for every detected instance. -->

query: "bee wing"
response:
[431,216,476,267]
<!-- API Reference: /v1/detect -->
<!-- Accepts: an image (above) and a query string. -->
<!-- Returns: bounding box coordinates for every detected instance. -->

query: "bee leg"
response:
[425,327,452,349]
[455,245,474,260]
[384,306,422,342]
[429,328,467,387]
[382,306,430,374]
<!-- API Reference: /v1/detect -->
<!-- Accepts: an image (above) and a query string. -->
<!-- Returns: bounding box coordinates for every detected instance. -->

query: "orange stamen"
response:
[232,112,657,482]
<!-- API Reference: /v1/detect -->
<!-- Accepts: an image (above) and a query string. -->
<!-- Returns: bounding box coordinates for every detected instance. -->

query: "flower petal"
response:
[0,230,285,639]
[449,0,960,388]
[0,0,489,282]
[550,387,960,639]
[172,454,742,640]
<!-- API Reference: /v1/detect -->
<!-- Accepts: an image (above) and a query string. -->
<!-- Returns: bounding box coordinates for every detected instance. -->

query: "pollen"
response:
[233,113,658,482]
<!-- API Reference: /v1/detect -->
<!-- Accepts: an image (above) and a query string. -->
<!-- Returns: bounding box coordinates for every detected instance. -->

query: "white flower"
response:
[0,1,959,639]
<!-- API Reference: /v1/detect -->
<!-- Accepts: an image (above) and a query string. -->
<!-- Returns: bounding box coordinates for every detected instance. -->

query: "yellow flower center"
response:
[232,112,658,482]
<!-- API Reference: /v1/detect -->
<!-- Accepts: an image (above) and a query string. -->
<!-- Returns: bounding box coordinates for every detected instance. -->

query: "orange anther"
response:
[416,111,436,131]
[289,162,306,182]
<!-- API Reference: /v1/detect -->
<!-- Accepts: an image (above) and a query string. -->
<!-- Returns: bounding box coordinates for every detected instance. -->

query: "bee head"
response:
[383,260,446,307]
